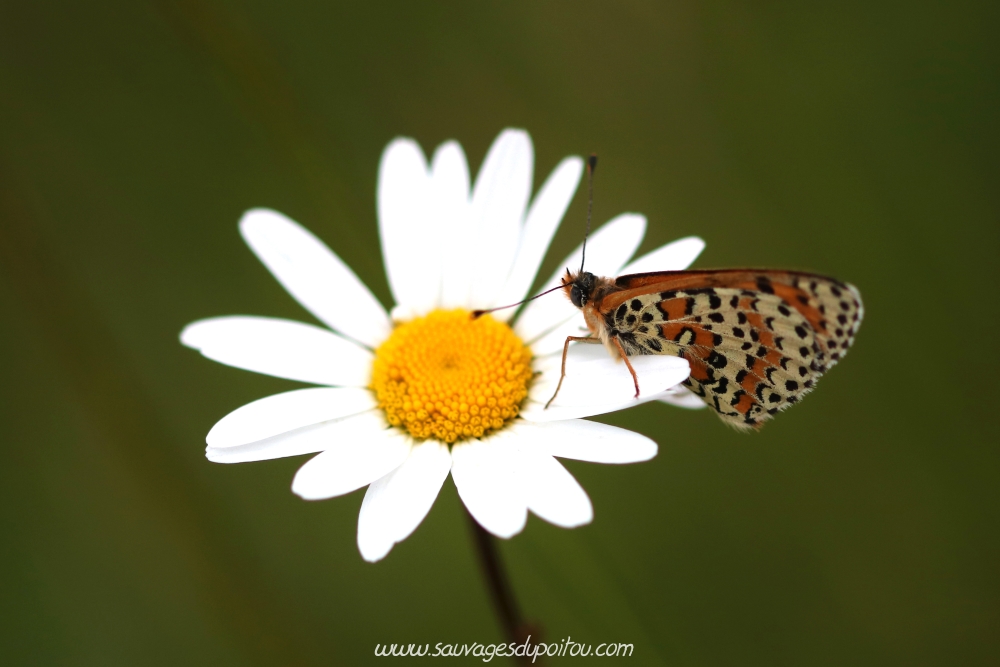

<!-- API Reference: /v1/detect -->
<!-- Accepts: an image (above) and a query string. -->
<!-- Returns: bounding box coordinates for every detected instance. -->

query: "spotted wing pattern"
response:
[601,271,863,429]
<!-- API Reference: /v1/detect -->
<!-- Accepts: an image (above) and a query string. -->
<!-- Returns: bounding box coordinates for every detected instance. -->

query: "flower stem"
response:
[465,509,539,661]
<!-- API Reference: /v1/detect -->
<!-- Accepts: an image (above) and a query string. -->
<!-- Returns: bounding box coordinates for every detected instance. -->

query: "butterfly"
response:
[477,155,863,429]
[551,267,863,429]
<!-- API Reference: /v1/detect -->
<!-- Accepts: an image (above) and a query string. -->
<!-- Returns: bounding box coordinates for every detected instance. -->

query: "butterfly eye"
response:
[570,284,586,308]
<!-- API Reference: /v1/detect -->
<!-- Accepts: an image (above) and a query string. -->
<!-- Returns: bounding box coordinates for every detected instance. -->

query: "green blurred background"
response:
[2,1,997,665]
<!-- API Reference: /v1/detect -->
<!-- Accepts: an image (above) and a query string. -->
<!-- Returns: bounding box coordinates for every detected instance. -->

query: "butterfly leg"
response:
[544,336,601,409]
[610,335,641,398]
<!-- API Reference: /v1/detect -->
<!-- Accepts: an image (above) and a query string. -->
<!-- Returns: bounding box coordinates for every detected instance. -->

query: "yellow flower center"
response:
[370,309,533,444]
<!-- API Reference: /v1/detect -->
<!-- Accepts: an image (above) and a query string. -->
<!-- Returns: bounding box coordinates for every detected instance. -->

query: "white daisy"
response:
[181,129,706,562]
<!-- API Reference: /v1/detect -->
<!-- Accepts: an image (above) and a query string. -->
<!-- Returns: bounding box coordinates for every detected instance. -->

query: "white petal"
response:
[355,482,394,562]
[526,419,659,464]
[180,316,372,386]
[491,156,584,321]
[206,387,376,448]
[466,129,534,309]
[617,236,706,275]
[357,440,452,562]
[523,316,592,357]
[451,434,527,539]
[514,213,646,344]
[522,345,691,422]
[658,386,709,409]
[513,435,593,528]
[291,417,412,500]
[389,303,421,322]
[207,409,383,464]
[428,141,471,311]
[239,209,391,349]
[378,138,435,312]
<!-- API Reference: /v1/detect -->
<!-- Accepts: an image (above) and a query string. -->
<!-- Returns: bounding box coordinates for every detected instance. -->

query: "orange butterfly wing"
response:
[595,270,863,429]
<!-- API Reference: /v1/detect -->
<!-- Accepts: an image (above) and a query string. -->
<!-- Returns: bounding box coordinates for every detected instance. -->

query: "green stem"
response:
[465,509,540,664]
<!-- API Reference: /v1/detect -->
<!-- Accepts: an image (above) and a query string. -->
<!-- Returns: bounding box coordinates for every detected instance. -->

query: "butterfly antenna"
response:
[471,284,566,319]
[579,154,597,274]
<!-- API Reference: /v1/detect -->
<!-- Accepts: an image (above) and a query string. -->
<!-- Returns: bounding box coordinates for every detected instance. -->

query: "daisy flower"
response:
[181,129,706,562]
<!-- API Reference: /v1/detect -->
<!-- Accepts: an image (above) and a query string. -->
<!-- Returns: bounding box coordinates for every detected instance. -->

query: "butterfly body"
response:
[561,268,863,429]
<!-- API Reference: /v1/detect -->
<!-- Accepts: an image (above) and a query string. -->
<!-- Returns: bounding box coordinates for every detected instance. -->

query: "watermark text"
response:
[375,636,634,661]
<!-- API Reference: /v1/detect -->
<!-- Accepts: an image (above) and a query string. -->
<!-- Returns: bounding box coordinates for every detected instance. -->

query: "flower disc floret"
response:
[371,309,533,443]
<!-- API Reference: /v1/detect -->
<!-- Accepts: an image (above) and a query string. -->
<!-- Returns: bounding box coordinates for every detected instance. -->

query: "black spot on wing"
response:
[707,351,728,369]
[756,277,775,294]
[674,327,696,345]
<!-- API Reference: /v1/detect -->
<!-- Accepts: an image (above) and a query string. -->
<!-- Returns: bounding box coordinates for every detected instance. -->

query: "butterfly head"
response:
[564,269,597,308]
